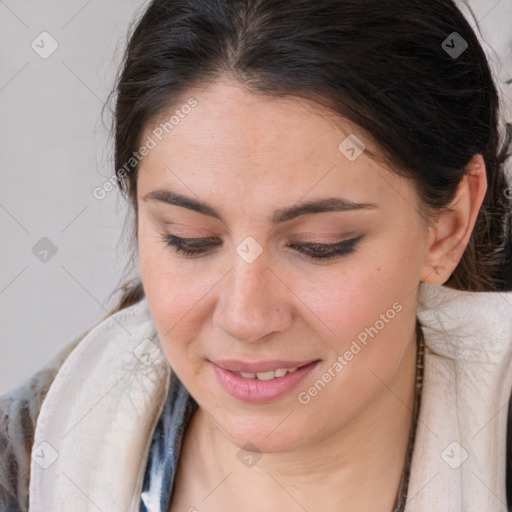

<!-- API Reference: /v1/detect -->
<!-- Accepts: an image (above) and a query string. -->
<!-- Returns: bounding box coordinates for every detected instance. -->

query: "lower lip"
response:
[212,361,319,403]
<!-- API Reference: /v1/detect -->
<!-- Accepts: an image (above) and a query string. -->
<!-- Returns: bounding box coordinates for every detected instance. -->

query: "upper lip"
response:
[212,359,319,373]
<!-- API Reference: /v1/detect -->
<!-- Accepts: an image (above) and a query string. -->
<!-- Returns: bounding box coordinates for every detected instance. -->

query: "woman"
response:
[1,0,512,511]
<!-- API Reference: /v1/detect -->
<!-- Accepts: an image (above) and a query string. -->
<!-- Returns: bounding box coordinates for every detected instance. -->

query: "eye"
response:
[160,234,363,261]
[161,234,221,257]
[288,235,363,260]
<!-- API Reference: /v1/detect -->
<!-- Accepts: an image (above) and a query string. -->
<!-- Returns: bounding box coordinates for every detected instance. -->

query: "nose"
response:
[213,249,292,343]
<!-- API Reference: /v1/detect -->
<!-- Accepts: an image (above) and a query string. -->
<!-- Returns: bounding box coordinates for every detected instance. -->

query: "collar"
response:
[29,283,512,512]
[29,297,170,511]
[406,283,512,511]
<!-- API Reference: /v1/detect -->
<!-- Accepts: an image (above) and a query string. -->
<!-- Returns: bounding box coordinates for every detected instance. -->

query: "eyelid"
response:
[160,232,364,261]
[166,234,220,246]
[165,231,358,243]
[288,230,359,244]
[168,235,356,247]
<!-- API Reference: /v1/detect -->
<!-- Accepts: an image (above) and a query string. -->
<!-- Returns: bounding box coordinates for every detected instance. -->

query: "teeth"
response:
[256,370,275,381]
[237,367,299,380]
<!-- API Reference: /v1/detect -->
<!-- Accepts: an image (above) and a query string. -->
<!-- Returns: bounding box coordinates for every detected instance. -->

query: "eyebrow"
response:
[142,189,378,224]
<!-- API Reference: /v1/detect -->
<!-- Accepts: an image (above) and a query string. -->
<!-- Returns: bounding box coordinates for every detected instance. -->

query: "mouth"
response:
[211,359,321,403]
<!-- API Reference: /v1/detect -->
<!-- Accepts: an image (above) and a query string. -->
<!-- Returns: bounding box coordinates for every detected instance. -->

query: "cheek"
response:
[293,266,416,431]
[137,228,217,367]
[301,245,419,395]
[304,260,413,353]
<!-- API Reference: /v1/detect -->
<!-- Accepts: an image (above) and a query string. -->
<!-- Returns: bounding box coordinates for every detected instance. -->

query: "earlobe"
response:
[419,154,488,286]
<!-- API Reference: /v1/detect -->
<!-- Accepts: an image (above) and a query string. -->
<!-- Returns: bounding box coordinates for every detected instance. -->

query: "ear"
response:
[420,154,488,285]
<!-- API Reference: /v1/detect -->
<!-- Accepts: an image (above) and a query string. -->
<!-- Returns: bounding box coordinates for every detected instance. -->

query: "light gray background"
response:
[1,0,511,395]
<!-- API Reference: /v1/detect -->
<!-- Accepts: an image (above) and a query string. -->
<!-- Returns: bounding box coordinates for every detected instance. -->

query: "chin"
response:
[215,408,314,453]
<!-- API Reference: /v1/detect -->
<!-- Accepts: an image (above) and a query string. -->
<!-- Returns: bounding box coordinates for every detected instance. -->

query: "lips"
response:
[212,359,320,403]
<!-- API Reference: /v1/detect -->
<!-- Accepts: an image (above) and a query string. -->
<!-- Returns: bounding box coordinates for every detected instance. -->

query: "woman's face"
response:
[136,77,431,452]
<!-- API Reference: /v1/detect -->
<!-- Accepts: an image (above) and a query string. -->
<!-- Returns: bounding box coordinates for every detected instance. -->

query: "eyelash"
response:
[160,234,363,261]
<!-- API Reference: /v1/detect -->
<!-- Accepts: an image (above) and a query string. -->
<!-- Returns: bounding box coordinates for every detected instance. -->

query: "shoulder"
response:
[0,330,89,512]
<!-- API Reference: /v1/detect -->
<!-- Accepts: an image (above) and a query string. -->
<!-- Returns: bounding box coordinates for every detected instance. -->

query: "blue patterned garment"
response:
[139,371,198,512]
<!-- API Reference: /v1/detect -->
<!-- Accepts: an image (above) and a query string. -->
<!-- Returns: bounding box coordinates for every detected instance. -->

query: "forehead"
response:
[136,78,409,215]
[139,78,375,170]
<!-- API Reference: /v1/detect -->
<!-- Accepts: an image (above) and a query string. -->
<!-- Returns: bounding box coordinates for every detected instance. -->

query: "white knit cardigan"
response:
[27,283,512,511]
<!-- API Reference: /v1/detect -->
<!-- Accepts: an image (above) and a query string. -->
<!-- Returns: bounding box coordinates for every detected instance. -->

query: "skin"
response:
[135,76,487,511]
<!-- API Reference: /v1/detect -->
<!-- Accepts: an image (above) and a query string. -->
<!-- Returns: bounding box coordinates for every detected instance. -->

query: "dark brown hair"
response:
[103,0,512,315]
